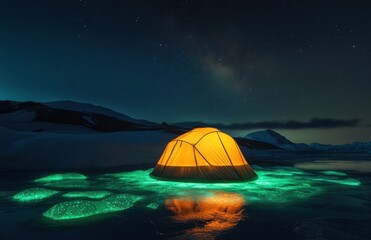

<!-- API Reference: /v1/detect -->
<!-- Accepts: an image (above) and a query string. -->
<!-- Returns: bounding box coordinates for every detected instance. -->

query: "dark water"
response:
[0,161,370,240]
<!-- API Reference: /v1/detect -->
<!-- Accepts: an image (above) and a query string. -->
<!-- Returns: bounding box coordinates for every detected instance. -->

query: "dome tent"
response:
[151,127,257,182]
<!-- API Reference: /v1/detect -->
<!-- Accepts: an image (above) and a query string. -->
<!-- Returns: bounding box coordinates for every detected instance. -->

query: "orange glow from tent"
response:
[165,192,245,234]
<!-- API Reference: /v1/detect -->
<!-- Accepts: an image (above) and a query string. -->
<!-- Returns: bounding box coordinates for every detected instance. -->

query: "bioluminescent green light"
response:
[12,166,361,222]
[146,203,159,209]
[63,191,112,199]
[13,188,59,202]
[34,173,87,182]
[320,170,347,176]
[43,194,142,220]
[38,179,90,189]
[100,194,142,212]
[44,200,97,220]
[100,167,361,204]
[313,177,361,186]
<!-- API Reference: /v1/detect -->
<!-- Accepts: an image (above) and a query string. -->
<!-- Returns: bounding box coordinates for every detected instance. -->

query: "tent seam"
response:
[216,132,242,179]
[160,141,179,176]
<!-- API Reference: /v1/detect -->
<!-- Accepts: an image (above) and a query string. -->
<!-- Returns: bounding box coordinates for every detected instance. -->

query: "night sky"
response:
[1,0,370,144]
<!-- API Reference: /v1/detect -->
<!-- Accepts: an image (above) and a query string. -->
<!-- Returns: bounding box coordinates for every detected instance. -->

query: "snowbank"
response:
[0,127,174,170]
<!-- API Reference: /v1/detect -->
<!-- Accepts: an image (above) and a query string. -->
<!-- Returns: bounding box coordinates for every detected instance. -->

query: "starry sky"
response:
[0,0,370,144]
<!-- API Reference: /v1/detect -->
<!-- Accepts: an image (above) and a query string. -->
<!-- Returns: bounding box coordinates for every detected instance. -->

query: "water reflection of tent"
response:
[151,127,257,181]
[165,192,245,235]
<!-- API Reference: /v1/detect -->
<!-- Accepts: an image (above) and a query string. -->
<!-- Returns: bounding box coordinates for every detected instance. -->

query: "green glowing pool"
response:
[9,166,361,221]
[100,167,360,204]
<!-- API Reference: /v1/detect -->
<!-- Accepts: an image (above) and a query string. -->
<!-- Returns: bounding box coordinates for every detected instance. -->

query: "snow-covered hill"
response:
[0,100,182,170]
[0,100,171,133]
[244,129,299,150]
[244,129,371,153]
[44,100,152,125]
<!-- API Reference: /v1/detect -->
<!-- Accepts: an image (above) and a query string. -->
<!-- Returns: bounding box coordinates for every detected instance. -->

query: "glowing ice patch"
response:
[320,170,347,176]
[40,179,90,189]
[100,167,360,204]
[12,166,361,222]
[13,188,59,202]
[43,194,142,220]
[315,178,361,186]
[146,203,159,209]
[63,191,112,199]
[43,200,98,220]
[100,194,142,212]
[34,173,87,182]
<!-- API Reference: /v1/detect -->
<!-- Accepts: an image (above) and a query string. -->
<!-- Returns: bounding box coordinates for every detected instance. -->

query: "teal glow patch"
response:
[13,188,59,202]
[12,166,361,222]
[100,167,360,204]
[38,179,90,189]
[35,173,87,182]
[63,191,112,199]
[320,170,347,176]
[314,178,361,186]
[43,194,142,220]
[43,200,98,220]
[146,203,159,209]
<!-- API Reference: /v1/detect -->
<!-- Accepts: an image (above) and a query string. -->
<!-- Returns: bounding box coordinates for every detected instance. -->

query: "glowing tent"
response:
[151,127,257,181]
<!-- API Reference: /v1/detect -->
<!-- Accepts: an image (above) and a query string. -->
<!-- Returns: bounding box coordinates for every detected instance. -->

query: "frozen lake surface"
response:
[0,160,370,239]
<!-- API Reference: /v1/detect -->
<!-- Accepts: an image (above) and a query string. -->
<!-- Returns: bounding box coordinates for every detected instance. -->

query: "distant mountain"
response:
[246,129,292,144]
[244,129,298,150]
[243,129,371,153]
[44,100,152,125]
[0,100,173,133]
[1,100,370,153]
[234,137,282,150]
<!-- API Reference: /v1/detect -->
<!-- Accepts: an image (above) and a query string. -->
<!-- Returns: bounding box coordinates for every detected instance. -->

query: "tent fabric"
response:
[151,127,257,181]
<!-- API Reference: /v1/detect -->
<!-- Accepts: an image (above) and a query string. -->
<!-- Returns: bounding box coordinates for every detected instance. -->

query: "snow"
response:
[0,110,35,122]
[245,129,297,150]
[0,121,94,133]
[0,127,175,170]
[0,102,94,133]
[0,100,161,133]
[82,115,96,125]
